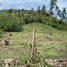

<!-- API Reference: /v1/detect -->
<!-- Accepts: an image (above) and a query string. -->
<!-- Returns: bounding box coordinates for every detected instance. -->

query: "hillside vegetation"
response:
[0,8,67,33]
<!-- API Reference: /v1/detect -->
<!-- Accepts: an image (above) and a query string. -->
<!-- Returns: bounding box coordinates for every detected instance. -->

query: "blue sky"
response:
[0,0,67,11]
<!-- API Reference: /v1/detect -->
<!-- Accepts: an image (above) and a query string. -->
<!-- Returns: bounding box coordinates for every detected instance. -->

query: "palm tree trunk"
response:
[43,14,45,30]
[43,16,44,30]
[29,19,30,24]
[50,14,52,35]
[33,17,35,27]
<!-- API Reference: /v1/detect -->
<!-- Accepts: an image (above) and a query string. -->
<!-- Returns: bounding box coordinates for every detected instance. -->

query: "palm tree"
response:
[31,8,33,13]
[31,8,36,25]
[31,8,34,23]
[37,6,41,22]
[61,8,66,25]
[49,0,57,35]
[57,10,61,17]
[33,12,36,24]
[42,5,46,29]
[54,6,59,23]
[28,11,31,24]
[55,6,59,11]
[37,6,40,14]
[21,9,25,24]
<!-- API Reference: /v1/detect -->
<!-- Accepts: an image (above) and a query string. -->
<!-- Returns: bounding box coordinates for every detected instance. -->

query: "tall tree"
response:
[42,5,46,29]
[31,8,34,23]
[54,6,59,23]
[31,8,33,13]
[57,10,61,17]
[37,6,40,13]
[33,12,36,25]
[61,8,66,25]
[49,0,57,35]
[32,8,36,24]
[37,6,41,22]
[28,11,31,24]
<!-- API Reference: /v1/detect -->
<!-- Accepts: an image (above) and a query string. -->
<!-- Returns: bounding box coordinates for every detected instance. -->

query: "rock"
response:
[10,34,12,36]
[47,36,49,38]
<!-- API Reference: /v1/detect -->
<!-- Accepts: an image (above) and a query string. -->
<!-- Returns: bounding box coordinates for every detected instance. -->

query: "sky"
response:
[0,0,67,19]
[0,0,67,11]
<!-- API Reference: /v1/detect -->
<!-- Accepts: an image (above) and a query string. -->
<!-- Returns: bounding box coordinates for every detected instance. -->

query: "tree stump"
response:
[5,38,9,46]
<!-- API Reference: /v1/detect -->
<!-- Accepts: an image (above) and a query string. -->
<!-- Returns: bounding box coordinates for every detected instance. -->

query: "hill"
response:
[0,9,67,33]
[0,23,67,66]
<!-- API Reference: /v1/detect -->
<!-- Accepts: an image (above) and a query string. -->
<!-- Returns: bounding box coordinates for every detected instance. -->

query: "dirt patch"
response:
[42,41,59,46]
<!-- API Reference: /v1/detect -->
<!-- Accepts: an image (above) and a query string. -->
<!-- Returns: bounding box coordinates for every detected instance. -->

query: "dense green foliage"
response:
[0,8,67,32]
[0,11,22,32]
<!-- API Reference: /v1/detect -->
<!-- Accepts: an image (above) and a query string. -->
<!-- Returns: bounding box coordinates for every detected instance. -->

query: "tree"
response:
[31,8,33,13]
[17,9,21,17]
[32,8,36,24]
[8,9,13,13]
[33,12,36,24]
[28,11,31,24]
[37,6,41,22]
[57,10,61,18]
[54,6,59,23]
[31,8,34,23]
[55,6,59,11]
[20,9,25,24]
[49,0,57,35]
[61,8,66,25]
[42,5,47,29]
[37,6,40,13]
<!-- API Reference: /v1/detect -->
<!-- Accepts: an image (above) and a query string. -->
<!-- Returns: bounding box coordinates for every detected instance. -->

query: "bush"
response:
[0,25,3,38]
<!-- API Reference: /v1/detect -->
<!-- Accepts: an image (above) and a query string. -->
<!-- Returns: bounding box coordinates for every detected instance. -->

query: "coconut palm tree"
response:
[42,5,47,29]
[54,6,59,23]
[49,0,57,35]
[55,6,59,11]
[31,8,33,13]
[37,6,41,22]
[31,8,34,23]
[57,10,61,17]
[37,6,40,14]
[61,8,66,25]
[28,11,31,24]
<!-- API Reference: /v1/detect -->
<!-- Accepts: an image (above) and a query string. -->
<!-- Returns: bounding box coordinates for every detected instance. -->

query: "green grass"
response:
[0,23,67,66]
[45,51,60,58]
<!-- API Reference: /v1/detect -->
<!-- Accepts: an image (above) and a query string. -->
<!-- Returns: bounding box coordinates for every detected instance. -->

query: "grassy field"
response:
[0,22,67,65]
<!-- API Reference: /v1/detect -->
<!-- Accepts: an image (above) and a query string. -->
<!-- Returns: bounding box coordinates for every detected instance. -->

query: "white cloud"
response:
[57,0,67,10]
[0,0,50,10]
[0,0,67,11]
